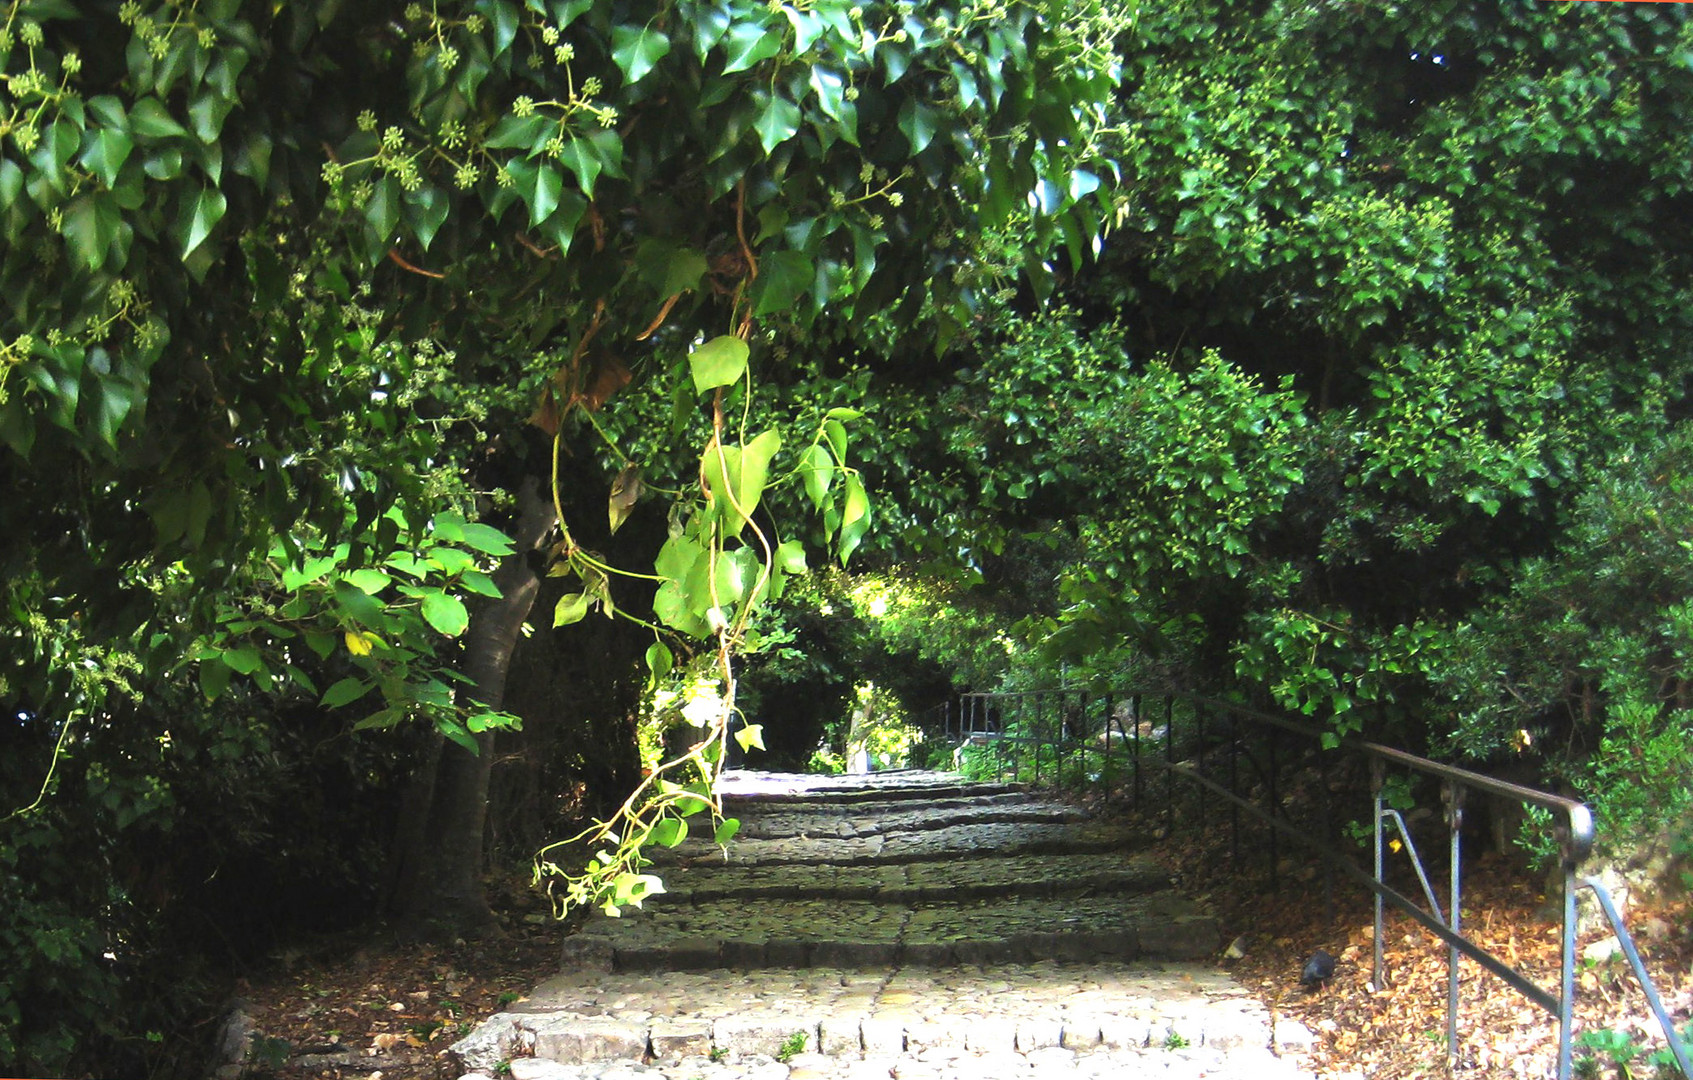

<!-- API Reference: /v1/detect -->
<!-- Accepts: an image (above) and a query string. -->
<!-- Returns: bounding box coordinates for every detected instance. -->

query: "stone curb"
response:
[453,1005,1310,1069]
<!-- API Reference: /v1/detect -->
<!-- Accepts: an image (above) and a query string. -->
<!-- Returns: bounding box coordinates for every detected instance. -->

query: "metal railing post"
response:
[1558,862,1576,1080]
[1372,757,1385,993]
[1446,782,1466,1070]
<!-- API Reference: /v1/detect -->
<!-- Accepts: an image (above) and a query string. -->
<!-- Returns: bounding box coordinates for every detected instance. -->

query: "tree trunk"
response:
[390,476,556,938]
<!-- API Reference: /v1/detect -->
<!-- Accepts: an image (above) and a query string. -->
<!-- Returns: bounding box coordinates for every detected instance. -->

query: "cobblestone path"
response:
[453,770,1316,1080]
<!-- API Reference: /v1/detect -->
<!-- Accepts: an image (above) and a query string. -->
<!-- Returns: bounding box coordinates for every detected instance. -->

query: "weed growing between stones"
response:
[777,1031,808,1062]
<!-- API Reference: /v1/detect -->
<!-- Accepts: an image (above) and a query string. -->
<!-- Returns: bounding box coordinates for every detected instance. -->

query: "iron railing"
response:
[934,689,1690,1080]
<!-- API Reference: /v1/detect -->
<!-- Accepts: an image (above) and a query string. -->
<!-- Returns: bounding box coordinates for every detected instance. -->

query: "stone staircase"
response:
[452,770,1315,1080]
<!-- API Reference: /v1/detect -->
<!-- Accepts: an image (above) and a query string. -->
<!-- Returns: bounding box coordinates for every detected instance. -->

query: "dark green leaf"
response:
[177,186,226,260]
[130,96,187,139]
[321,677,374,708]
[753,91,801,154]
[611,23,671,84]
[721,21,781,73]
[752,249,813,316]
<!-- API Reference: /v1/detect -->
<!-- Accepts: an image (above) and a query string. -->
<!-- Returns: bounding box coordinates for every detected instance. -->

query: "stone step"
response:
[717,770,1022,807]
[451,962,1314,1074]
[651,851,1172,905]
[721,792,1063,843]
[559,890,1218,973]
[647,819,1142,867]
[723,796,1083,841]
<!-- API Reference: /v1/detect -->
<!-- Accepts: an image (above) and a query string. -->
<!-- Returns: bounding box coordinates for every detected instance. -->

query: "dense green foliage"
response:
[758,1,1693,852]
[9,0,1693,1074]
[0,0,1119,1073]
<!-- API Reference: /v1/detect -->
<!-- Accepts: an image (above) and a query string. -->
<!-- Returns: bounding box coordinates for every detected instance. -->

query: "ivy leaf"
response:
[529,163,562,227]
[612,23,671,84]
[177,185,226,260]
[558,138,601,198]
[80,126,134,189]
[753,250,813,316]
[898,97,939,154]
[650,817,688,847]
[91,380,136,448]
[129,96,186,140]
[62,192,123,271]
[809,65,857,144]
[484,112,549,150]
[734,722,765,753]
[714,817,741,845]
[407,185,450,251]
[365,176,402,243]
[753,91,801,154]
[721,21,782,73]
[689,335,749,393]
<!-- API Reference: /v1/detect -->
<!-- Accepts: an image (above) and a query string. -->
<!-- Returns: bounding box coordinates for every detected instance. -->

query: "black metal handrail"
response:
[934,689,1688,1080]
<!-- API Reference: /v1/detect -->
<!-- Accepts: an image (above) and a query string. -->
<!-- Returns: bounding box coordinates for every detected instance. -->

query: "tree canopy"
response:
[0,0,1120,1072]
[9,1,1693,1076]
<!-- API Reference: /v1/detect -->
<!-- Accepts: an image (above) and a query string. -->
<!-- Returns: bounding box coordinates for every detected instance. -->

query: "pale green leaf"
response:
[734,722,765,753]
[689,335,749,394]
[801,442,833,509]
[421,591,471,636]
[775,539,807,574]
[343,568,391,594]
[554,591,591,626]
